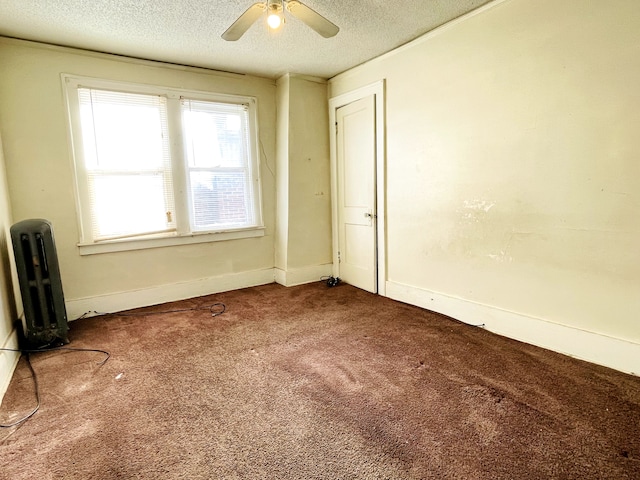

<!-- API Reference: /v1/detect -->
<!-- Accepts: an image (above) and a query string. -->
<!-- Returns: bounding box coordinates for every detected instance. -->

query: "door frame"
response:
[329,80,386,296]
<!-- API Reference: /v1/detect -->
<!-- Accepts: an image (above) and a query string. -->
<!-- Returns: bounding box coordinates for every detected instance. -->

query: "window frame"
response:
[62,74,264,255]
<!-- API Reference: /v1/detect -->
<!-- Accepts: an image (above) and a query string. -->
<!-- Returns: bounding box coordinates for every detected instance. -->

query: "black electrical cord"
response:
[0,302,225,429]
[75,302,226,320]
[320,276,340,287]
[0,347,110,429]
[0,353,38,429]
[0,347,111,365]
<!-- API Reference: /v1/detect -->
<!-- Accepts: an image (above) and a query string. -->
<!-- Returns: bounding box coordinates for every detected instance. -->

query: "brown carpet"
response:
[0,282,639,479]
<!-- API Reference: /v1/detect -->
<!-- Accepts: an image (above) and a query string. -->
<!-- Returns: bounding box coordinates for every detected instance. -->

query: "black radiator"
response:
[10,219,69,348]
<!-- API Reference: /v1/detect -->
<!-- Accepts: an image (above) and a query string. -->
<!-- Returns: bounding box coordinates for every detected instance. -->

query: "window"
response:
[182,100,257,232]
[63,76,263,254]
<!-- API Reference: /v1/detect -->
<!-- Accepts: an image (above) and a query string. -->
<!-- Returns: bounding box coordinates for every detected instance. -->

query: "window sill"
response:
[77,227,265,256]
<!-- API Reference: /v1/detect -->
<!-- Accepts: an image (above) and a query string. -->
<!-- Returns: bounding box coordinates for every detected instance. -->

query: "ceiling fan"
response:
[222,0,339,41]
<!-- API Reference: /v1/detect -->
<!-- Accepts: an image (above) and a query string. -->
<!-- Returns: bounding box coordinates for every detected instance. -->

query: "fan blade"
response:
[285,1,339,38]
[222,2,266,41]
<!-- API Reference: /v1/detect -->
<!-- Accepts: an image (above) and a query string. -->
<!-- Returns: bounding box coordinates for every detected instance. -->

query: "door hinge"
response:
[335,121,338,134]
[338,251,341,263]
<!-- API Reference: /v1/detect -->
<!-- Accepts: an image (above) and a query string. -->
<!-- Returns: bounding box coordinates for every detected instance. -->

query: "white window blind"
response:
[181,99,256,232]
[77,88,176,241]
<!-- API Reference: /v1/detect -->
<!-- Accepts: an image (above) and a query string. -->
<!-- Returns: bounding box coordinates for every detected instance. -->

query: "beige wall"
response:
[275,74,290,272]
[275,75,332,282]
[330,0,640,344]
[0,38,277,303]
[0,131,20,397]
[285,76,332,269]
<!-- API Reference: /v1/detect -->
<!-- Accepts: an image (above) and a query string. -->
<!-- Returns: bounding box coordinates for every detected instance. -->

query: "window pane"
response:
[77,88,175,241]
[182,98,258,232]
[90,174,174,239]
[79,89,169,171]
[189,171,252,230]
[182,100,248,168]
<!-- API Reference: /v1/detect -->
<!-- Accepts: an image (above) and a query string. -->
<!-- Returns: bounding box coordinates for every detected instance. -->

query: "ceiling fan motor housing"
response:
[268,0,283,13]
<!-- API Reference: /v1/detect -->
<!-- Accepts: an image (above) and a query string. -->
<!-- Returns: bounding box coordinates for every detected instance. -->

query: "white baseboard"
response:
[0,328,20,401]
[66,268,276,320]
[274,264,333,287]
[386,281,640,376]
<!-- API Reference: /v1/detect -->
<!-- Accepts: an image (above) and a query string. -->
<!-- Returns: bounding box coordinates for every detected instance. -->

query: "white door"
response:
[336,95,377,293]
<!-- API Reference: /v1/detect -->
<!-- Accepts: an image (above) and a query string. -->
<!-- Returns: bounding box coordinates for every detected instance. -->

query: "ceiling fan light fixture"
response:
[267,12,282,29]
[222,0,339,41]
[267,1,283,30]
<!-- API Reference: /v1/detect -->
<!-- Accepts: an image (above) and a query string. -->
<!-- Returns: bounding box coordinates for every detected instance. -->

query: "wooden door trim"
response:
[329,80,386,296]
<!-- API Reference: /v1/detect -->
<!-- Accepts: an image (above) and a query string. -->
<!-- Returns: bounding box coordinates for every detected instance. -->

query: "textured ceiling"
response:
[0,0,493,79]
